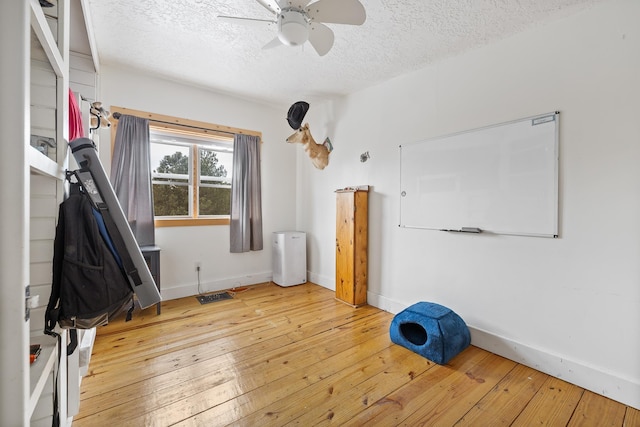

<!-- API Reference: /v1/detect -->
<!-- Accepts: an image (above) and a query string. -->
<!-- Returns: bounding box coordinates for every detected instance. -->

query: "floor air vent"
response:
[196,292,233,304]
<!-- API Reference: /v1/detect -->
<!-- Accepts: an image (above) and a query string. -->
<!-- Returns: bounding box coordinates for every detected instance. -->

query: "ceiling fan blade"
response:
[256,0,281,14]
[308,23,334,56]
[262,37,283,50]
[306,0,366,25]
[218,15,276,28]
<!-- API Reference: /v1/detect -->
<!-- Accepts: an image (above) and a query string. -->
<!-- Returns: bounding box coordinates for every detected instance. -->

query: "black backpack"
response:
[45,180,134,353]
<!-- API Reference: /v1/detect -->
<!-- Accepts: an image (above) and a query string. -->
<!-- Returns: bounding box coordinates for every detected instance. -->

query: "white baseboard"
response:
[308,271,334,291]
[160,271,272,301]
[366,290,639,410]
[366,291,406,315]
[469,326,640,410]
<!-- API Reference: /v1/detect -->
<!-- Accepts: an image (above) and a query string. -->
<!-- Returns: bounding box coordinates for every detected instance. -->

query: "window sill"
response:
[155,218,230,227]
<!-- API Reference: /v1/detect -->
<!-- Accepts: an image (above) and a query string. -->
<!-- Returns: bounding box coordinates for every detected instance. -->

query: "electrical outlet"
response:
[195,261,201,272]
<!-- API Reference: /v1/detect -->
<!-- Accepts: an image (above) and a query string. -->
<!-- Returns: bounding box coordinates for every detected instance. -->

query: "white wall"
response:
[97,67,298,298]
[299,0,640,409]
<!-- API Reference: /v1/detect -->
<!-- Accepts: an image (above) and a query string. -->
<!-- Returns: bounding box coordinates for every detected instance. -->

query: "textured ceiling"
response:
[84,0,606,108]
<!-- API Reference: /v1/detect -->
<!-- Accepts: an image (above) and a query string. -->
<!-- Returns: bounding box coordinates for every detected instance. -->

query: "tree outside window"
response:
[150,128,232,219]
[198,147,232,216]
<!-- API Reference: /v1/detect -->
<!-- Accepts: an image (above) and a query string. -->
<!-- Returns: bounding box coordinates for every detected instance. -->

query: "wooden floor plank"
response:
[267,345,433,426]
[90,284,333,363]
[76,305,390,424]
[177,312,392,424]
[73,282,637,427]
[454,364,547,426]
[81,290,377,401]
[167,332,395,427]
[567,390,627,427]
[341,346,491,426]
[624,406,640,426]
[137,322,393,426]
[510,375,586,426]
[220,342,430,426]
[399,351,517,426]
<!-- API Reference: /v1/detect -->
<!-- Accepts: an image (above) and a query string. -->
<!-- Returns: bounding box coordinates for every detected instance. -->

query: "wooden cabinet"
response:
[335,187,369,307]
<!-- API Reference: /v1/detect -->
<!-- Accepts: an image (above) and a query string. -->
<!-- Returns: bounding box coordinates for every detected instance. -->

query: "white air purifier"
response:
[272,231,307,287]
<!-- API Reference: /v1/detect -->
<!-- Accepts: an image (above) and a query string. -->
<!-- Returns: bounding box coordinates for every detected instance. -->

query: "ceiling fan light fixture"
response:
[278,10,309,46]
[220,0,366,56]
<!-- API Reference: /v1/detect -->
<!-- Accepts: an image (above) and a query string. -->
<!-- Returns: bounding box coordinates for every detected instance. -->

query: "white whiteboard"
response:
[400,112,559,237]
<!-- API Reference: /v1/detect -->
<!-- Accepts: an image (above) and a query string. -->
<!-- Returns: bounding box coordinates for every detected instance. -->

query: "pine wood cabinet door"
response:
[335,188,368,306]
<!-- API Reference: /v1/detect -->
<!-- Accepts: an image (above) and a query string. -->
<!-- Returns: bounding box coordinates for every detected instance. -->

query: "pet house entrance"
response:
[400,322,428,346]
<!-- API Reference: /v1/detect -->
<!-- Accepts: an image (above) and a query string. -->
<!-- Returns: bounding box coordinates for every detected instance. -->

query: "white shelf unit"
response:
[30,0,71,423]
[28,0,70,425]
[29,335,58,416]
[0,0,74,425]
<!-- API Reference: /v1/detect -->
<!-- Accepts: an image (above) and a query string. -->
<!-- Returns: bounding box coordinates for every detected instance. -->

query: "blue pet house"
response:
[390,302,470,365]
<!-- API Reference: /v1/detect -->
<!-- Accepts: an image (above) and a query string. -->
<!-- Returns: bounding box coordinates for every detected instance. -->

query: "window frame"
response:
[109,106,261,228]
[150,128,233,222]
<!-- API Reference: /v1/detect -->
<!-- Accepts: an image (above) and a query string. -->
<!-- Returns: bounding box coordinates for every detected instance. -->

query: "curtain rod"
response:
[112,111,236,136]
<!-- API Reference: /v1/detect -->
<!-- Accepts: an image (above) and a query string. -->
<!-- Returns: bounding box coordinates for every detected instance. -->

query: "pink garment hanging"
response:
[68,89,84,141]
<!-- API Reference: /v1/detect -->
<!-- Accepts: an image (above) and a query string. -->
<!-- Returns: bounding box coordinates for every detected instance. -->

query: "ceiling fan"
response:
[218,0,366,56]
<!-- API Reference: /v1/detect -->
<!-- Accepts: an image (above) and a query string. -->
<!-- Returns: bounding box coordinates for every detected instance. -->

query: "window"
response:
[110,106,261,228]
[150,127,233,224]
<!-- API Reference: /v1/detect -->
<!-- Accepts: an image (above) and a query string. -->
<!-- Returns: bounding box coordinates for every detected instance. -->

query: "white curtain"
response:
[110,115,155,246]
[230,134,263,252]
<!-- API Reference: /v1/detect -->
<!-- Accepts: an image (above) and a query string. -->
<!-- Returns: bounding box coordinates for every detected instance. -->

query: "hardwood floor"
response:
[74,282,639,426]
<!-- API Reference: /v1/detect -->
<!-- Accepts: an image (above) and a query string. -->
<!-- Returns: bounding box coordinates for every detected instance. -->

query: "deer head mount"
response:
[90,101,111,130]
[286,123,332,170]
